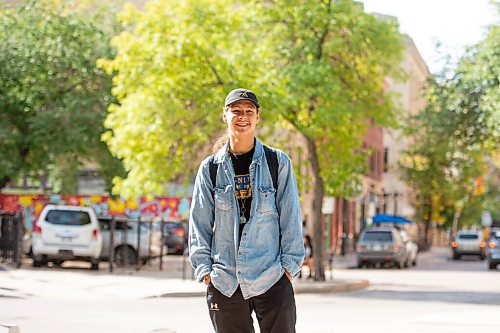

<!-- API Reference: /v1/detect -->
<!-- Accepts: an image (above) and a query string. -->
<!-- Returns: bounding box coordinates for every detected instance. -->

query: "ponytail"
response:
[212,130,229,153]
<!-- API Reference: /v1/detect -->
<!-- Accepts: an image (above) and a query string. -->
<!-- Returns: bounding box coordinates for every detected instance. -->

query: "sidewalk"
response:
[0,254,367,299]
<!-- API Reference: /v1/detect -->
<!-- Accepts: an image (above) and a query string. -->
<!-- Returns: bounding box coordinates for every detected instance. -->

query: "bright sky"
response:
[360,0,498,73]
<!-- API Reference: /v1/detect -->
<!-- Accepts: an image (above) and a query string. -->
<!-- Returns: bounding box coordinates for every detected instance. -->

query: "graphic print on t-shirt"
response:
[234,174,252,200]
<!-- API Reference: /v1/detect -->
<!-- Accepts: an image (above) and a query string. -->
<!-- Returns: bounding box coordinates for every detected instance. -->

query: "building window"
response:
[369,151,374,173]
[383,148,388,173]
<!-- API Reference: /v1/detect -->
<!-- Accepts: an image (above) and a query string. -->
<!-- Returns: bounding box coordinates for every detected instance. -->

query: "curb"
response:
[293,279,369,294]
[0,324,21,333]
[150,279,369,298]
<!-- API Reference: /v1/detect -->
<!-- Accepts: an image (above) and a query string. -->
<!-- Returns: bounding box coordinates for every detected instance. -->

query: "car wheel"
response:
[412,258,417,266]
[480,255,486,261]
[453,254,460,260]
[33,256,43,267]
[90,259,99,270]
[489,262,496,270]
[52,259,65,266]
[114,246,137,266]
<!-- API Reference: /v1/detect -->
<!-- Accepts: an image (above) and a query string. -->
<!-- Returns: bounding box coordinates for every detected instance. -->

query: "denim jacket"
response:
[189,138,304,299]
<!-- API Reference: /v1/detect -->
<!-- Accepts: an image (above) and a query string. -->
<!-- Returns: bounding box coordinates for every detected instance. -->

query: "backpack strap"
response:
[209,154,218,189]
[263,145,278,192]
[263,145,281,253]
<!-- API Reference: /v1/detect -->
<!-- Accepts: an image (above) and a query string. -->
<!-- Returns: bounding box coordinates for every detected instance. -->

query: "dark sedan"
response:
[487,230,500,270]
[162,221,188,255]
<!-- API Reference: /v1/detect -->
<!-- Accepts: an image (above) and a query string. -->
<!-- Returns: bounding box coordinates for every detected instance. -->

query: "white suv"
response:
[32,205,102,270]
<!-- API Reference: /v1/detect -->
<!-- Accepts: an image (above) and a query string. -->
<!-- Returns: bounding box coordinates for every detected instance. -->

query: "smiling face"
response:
[223,100,260,138]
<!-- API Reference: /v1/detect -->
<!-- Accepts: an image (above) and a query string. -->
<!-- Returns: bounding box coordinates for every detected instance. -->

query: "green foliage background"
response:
[101,0,405,199]
[0,0,125,193]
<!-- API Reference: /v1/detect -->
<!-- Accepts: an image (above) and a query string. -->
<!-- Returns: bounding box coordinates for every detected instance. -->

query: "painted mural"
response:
[0,194,191,233]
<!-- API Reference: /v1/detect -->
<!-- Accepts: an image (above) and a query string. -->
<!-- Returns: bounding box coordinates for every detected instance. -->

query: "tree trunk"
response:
[423,195,433,249]
[451,208,461,240]
[305,136,326,281]
[454,191,472,235]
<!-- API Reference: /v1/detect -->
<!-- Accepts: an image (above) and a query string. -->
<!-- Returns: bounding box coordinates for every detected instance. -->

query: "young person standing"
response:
[189,88,305,333]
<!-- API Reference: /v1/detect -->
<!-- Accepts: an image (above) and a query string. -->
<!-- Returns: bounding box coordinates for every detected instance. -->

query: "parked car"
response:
[487,230,500,270]
[452,230,486,260]
[32,205,102,270]
[162,221,188,255]
[356,227,408,268]
[399,230,418,266]
[98,216,163,266]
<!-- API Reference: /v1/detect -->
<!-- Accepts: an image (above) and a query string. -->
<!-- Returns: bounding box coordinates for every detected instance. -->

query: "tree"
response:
[99,0,267,198]
[401,21,499,241]
[0,0,124,193]
[256,0,405,280]
[103,0,405,281]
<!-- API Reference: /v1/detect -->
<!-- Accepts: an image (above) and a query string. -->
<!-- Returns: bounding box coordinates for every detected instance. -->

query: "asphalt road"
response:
[1,246,498,333]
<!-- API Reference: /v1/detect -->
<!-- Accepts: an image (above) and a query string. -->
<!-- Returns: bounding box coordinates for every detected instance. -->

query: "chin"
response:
[235,130,254,137]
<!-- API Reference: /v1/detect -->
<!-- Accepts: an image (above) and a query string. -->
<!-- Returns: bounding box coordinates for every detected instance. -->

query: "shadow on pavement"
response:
[335,289,500,306]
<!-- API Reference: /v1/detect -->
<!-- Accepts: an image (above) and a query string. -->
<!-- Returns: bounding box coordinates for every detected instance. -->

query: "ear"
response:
[256,110,260,124]
[222,111,227,123]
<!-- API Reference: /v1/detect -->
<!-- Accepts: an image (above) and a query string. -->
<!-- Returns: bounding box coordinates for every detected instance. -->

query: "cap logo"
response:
[240,92,248,97]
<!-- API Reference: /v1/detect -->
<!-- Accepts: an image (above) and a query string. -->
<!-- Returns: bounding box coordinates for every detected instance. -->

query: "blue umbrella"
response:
[372,213,412,224]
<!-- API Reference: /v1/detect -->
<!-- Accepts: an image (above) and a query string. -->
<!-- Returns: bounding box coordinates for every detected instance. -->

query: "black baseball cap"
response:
[224,88,260,108]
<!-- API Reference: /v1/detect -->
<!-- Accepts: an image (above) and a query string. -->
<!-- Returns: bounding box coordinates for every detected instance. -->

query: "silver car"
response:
[452,230,486,260]
[356,227,408,268]
[487,230,500,270]
[399,230,418,266]
[98,217,162,266]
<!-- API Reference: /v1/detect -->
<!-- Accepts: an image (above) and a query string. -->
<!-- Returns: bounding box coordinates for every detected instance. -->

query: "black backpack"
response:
[208,145,278,192]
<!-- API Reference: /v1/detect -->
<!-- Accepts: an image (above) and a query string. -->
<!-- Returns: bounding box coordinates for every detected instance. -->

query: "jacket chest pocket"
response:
[257,187,277,215]
[214,185,234,211]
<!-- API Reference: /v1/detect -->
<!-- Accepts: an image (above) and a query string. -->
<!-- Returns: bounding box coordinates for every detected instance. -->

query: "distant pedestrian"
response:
[189,88,305,333]
[300,235,314,279]
[302,219,309,237]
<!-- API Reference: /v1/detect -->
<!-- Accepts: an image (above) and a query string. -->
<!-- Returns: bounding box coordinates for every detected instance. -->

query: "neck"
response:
[229,136,255,154]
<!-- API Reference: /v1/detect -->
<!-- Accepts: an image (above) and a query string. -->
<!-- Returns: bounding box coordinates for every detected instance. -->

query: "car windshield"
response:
[362,231,393,241]
[46,210,91,226]
[458,234,478,240]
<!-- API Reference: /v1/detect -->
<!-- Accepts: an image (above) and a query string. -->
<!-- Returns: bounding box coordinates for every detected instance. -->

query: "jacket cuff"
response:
[194,264,212,283]
[281,257,301,278]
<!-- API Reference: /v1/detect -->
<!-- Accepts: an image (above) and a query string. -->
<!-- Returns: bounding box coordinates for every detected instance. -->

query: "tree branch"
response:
[317,0,332,60]
[204,55,225,86]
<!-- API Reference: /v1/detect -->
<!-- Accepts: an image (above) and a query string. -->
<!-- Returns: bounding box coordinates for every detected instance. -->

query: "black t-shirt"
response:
[229,147,254,244]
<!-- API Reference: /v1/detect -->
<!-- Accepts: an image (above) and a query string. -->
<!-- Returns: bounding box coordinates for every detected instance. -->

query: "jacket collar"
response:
[213,137,264,164]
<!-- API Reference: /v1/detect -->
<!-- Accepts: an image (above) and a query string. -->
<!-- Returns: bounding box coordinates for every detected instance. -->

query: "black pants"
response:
[206,274,296,333]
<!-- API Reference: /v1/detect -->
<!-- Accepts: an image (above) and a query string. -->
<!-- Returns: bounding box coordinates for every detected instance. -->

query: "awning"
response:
[372,213,412,224]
